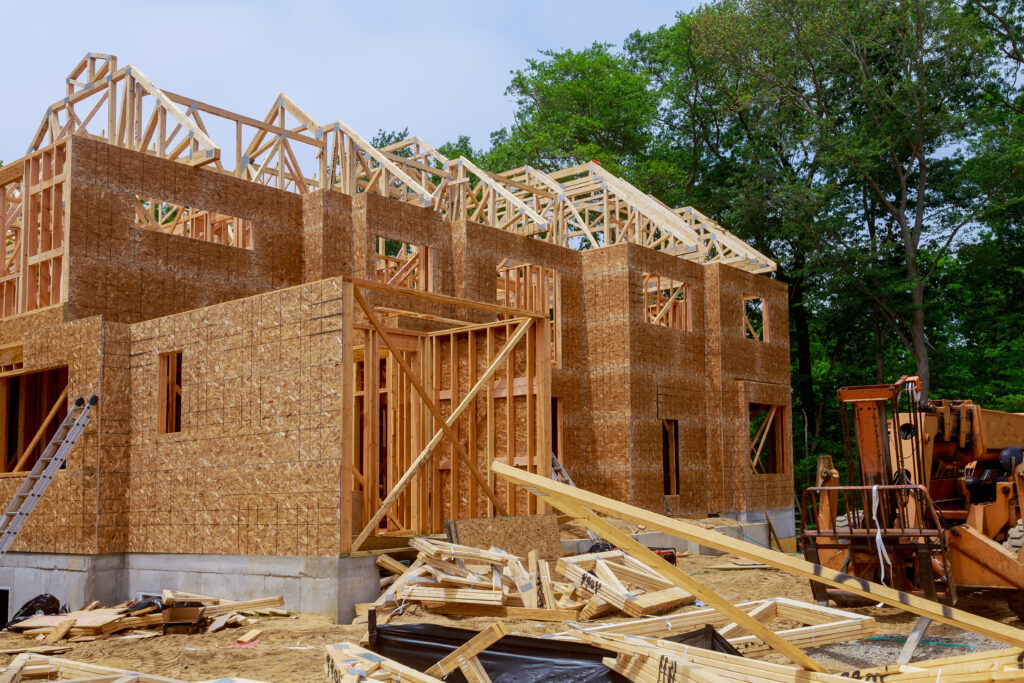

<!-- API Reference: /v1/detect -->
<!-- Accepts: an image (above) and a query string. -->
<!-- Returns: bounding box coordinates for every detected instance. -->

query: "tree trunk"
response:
[910,282,930,402]
[874,320,886,383]
[789,276,816,441]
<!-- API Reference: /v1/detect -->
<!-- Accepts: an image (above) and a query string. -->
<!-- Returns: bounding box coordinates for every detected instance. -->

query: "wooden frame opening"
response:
[743,295,767,341]
[0,345,24,374]
[343,278,552,553]
[750,402,785,474]
[0,366,69,475]
[375,238,433,292]
[158,350,183,434]
[662,419,680,496]
[135,197,254,249]
[642,274,691,331]
[21,142,69,315]
[496,259,562,366]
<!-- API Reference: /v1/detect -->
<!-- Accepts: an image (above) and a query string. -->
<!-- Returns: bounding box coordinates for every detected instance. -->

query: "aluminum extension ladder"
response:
[550,454,603,545]
[0,394,98,555]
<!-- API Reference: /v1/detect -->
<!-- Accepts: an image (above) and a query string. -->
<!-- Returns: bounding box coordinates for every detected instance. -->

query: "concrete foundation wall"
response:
[0,552,378,623]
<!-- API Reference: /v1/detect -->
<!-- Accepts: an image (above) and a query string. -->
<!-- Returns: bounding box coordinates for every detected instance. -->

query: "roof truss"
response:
[9,53,776,275]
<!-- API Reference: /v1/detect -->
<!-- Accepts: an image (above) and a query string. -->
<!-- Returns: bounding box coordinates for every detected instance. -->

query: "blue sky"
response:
[1,0,700,164]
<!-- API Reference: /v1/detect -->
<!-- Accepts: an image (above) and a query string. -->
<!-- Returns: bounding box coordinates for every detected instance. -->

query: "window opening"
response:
[643,274,691,330]
[750,403,785,474]
[0,366,69,473]
[136,197,254,249]
[158,351,182,434]
[496,259,561,366]
[743,296,767,341]
[375,238,432,291]
[0,345,23,374]
[662,419,680,496]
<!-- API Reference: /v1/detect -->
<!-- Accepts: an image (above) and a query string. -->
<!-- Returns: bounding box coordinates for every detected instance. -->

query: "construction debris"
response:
[373,538,693,626]
[5,591,286,642]
[0,652,273,682]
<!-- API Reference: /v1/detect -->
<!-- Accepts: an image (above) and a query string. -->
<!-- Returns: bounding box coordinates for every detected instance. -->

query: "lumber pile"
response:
[0,652,273,682]
[326,641,444,682]
[6,590,286,643]
[374,538,693,624]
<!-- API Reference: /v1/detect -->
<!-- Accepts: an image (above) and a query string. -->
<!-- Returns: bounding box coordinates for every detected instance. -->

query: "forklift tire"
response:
[1003,520,1024,555]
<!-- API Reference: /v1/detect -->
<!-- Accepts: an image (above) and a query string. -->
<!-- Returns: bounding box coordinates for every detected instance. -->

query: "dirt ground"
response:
[0,552,1018,681]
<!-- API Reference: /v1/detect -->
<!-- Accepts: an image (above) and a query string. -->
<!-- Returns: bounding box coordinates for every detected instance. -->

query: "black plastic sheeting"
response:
[369,622,628,683]
[11,594,64,625]
[667,624,743,657]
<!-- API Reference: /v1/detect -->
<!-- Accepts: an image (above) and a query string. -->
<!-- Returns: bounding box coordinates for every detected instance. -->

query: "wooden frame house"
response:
[0,54,793,619]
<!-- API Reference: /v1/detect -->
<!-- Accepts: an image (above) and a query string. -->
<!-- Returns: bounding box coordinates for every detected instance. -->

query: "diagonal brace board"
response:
[491,462,1024,649]
[350,313,534,552]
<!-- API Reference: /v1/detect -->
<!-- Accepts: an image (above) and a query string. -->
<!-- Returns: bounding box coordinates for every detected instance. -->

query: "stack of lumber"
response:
[7,591,286,643]
[548,597,876,658]
[374,538,692,623]
[0,652,273,682]
[325,641,444,682]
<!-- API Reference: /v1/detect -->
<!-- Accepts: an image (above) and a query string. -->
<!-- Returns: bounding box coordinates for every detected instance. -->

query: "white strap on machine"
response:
[871,484,894,587]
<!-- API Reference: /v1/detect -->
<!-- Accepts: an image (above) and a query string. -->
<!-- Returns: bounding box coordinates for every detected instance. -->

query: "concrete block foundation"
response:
[0,552,379,624]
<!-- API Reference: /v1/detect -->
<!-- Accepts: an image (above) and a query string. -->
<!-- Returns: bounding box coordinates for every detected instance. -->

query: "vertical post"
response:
[339,281,354,554]
[535,319,552,514]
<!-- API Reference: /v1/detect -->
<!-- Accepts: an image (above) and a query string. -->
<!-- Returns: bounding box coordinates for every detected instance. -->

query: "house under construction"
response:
[0,53,792,620]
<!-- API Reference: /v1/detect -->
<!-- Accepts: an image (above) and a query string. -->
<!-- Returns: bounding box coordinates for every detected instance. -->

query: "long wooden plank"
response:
[492,462,1024,648]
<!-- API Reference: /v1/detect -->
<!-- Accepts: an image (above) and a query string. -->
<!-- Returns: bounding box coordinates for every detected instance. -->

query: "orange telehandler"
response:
[801,376,1024,614]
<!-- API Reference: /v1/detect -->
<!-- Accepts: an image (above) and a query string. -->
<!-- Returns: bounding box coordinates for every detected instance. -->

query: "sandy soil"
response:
[0,552,1018,681]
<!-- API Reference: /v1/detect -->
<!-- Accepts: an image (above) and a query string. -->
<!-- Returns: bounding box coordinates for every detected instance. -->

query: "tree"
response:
[483,42,662,184]
[694,0,1000,401]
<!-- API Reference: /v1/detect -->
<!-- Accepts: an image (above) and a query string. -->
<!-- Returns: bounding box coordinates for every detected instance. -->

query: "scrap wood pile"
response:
[347,452,1024,683]
[4,590,287,645]
[0,651,272,682]
[328,597,1024,683]
[373,537,693,623]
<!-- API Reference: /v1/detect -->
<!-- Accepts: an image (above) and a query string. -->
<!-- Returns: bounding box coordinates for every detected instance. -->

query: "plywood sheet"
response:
[12,609,122,630]
[445,513,562,561]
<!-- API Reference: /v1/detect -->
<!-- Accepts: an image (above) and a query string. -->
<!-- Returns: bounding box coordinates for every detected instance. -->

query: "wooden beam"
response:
[346,277,544,320]
[491,462,1024,649]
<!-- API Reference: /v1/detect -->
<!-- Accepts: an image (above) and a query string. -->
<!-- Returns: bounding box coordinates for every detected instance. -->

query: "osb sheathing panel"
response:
[302,190,354,283]
[625,245,710,514]
[0,315,105,554]
[66,136,304,325]
[575,245,633,500]
[0,306,63,346]
[704,263,793,514]
[125,278,346,556]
